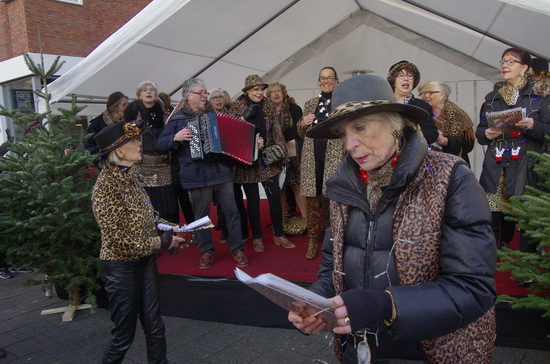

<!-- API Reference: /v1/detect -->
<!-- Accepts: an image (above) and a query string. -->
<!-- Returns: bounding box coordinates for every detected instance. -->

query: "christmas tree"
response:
[0,53,100,313]
[497,142,550,319]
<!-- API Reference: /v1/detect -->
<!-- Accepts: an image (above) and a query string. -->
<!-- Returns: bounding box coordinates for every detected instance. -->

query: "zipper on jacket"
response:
[365,220,375,289]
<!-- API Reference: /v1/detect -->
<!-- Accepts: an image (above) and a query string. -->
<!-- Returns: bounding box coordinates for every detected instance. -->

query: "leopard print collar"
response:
[499,78,527,106]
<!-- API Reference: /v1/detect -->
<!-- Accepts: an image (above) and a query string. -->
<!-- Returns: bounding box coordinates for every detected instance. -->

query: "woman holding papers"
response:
[288,75,497,363]
[476,47,549,250]
[91,121,184,363]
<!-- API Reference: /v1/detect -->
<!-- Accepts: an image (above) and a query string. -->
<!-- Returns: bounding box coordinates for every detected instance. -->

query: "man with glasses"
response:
[157,78,248,269]
[387,60,438,146]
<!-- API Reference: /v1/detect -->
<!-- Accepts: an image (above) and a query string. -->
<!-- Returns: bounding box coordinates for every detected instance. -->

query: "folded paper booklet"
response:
[486,107,526,135]
[157,215,213,233]
[235,268,338,329]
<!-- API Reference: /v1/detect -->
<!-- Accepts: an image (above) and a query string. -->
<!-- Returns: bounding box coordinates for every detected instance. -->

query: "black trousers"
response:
[100,255,167,364]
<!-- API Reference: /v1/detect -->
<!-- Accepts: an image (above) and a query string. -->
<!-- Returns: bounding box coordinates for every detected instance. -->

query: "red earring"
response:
[359,169,369,184]
[391,152,400,168]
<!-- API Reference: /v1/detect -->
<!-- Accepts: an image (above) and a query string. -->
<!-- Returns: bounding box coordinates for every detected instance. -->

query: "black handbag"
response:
[262,144,285,165]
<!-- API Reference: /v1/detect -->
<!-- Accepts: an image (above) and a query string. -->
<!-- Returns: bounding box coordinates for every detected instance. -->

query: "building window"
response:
[55,0,83,5]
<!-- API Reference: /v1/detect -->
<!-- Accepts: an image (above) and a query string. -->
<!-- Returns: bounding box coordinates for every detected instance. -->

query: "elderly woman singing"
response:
[288,75,496,363]
[92,121,184,364]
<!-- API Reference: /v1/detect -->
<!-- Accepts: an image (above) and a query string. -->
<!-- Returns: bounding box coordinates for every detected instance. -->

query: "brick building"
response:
[0,0,151,142]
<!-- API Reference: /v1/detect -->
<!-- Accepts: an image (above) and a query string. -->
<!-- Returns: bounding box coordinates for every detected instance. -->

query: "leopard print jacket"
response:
[92,164,162,261]
[298,97,345,197]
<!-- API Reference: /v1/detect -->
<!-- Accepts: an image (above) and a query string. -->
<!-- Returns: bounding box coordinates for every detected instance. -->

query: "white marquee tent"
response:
[38,0,550,175]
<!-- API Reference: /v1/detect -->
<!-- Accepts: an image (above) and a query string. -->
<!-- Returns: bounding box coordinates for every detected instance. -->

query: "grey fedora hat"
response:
[306,74,429,139]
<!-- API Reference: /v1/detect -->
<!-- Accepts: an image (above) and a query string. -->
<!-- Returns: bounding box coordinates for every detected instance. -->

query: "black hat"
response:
[106,91,127,110]
[95,120,145,156]
[307,75,429,139]
[531,58,549,74]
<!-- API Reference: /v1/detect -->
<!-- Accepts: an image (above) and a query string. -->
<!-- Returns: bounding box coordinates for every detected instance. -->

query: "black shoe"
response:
[0,268,13,279]
[284,208,296,217]
[10,267,33,274]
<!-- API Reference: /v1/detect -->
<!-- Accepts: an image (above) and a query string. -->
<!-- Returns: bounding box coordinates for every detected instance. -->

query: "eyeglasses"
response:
[419,90,442,97]
[397,73,415,79]
[319,76,335,82]
[269,90,283,94]
[141,87,156,92]
[531,75,545,82]
[210,95,223,100]
[190,91,210,96]
[499,59,521,67]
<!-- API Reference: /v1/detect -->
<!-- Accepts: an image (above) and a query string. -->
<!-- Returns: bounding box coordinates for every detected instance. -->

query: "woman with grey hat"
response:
[92,121,184,363]
[288,75,496,363]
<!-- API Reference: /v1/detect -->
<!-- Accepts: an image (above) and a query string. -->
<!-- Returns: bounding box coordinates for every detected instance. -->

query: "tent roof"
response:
[42,0,550,109]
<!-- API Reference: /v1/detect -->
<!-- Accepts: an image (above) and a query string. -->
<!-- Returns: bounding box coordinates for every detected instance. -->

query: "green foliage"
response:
[497,142,550,319]
[0,54,100,302]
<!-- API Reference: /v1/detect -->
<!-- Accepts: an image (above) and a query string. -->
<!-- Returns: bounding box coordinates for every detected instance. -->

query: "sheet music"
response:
[486,107,526,135]
[157,215,213,232]
[235,269,337,329]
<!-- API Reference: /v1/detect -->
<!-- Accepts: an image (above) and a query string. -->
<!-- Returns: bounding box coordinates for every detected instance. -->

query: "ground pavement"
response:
[1,271,549,363]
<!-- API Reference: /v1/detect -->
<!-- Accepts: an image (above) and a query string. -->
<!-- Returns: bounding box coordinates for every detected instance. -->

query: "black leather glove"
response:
[340,289,392,332]
[159,229,174,249]
[242,103,258,122]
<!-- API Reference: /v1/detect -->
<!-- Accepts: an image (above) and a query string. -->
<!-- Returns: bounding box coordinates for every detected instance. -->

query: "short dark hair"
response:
[319,66,338,81]
[501,47,531,68]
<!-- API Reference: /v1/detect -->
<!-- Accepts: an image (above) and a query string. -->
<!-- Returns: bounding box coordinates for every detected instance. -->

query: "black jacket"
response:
[310,128,496,362]
[156,107,235,190]
[408,96,438,144]
[476,83,548,195]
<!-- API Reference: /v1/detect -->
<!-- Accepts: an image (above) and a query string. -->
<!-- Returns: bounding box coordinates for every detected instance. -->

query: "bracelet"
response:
[384,289,397,326]
[173,136,178,142]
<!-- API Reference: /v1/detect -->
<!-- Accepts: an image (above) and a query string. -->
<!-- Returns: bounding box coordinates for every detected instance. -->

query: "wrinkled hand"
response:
[331,295,352,334]
[174,127,193,142]
[300,113,316,127]
[169,226,185,250]
[485,127,502,140]
[515,117,534,131]
[257,136,264,150]
[288,301,327,335]
[436,134,448,146]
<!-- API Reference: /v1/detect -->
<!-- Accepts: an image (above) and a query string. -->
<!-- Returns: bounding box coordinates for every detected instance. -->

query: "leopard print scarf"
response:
[102,110,118,126]
[498,77,527,106]
[440,100,475,140]
[279,101,293,131]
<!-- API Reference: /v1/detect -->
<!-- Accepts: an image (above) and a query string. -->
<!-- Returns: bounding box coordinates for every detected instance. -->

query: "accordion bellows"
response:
[188,112,257,165]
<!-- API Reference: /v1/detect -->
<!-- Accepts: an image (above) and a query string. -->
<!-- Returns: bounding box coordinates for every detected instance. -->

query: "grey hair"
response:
[358,112,406,131]
[338,111,415,138]
[136,80,158,97]
[181,78,206,101]
[422,80,451,101]
[98,150,121,169]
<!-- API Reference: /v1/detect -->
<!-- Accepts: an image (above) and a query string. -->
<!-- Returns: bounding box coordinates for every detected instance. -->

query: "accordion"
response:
[187,112,257,165]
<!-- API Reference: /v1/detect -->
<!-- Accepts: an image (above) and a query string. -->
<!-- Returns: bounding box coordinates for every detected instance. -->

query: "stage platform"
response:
[151,202,550,350]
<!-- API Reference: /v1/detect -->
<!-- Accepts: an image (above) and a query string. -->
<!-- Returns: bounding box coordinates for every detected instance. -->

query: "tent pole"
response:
[401,0,545,59]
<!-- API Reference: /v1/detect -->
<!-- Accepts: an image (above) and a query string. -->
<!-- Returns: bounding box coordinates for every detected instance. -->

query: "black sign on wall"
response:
[12,89,35,113]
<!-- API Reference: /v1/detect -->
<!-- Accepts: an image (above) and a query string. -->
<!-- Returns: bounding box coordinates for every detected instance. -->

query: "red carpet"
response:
[157,200,531,296]
[157,201,321,282]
